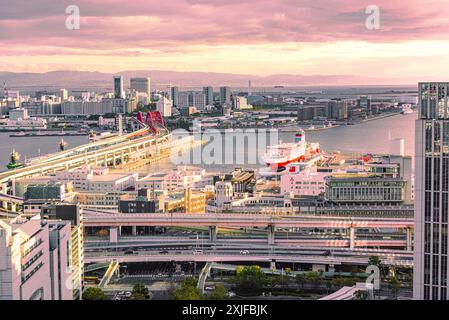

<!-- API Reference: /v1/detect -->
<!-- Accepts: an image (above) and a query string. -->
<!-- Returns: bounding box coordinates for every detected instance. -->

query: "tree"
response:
[389,277,401,300]
[233,266,267,295]
[209,285,229,300]
[404,272,413,288]
[173,277,202,300]
[131,283,150,300]
[295,273,307,290]
[306,271,322,290]
[368,256,382,268]
[355,290,368,300]
[83,287,107,300]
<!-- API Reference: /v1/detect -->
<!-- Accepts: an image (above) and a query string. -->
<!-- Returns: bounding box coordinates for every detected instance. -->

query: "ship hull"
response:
[266,155,306,169]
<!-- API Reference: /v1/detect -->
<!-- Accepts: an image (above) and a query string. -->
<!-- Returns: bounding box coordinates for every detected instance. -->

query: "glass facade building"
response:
[414,82,449,300]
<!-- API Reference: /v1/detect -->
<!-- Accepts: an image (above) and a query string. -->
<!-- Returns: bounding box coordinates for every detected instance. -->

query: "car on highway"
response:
[124,250,136,255]
[193,250,203,255]
[159,250,169,254]
[240,250,250,255]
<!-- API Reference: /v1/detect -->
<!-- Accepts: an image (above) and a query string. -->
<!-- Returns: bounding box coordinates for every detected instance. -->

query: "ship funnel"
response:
[295,129,305,143]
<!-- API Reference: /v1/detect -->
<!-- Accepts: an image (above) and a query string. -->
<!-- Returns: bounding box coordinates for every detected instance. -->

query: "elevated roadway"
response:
[83,211,414,229]
[84,250,413,268]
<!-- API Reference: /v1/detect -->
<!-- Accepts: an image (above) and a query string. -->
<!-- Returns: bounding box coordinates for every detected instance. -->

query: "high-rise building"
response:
[156,96,173,117]
[59,89,68,101]
[202,86,214,106]
[178,92,190,108]
[0,215,73,300]
[327,100,349,120]
[220,86,231,106]
[192,92,206,111]
[414,82,449,300]
[41,204,84,300]
[113,75,125,99]
[357,95,372,114]
[130,77,151,97]
[170,86,179,106]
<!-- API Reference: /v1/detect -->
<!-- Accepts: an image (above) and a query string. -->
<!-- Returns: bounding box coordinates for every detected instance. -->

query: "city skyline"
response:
[1,0,449,84]
[1,0,446,304]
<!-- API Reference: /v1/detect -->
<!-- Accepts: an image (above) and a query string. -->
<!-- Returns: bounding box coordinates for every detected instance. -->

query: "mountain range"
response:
[0,70,409,90]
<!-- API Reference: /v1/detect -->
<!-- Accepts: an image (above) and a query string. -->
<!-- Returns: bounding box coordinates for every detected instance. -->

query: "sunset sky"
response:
[1,0,449,83]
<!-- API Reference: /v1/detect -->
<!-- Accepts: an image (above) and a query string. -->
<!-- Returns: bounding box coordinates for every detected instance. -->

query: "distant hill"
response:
[0,70,407,90]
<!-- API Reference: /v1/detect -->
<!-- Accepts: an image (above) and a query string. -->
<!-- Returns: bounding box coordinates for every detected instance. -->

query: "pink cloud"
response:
[0,0,448,53]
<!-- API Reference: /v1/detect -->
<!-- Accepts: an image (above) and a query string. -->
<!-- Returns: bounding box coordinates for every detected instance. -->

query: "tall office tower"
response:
[192,92,206,111]
[177,92,190,108]
[170,86,179,106]
[202,86,214,106]
[248,80,252,95]
[130,77,151,97]
[113,75,125,99]
[414,82,449,300]
[59,88,68,101]
[41,204,84,300]
[220,86,231,105]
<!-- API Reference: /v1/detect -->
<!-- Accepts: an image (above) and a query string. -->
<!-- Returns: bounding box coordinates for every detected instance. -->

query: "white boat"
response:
[262,130,320,170]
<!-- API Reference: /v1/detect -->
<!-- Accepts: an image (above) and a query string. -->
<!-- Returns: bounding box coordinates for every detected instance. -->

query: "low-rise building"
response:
[324,174,406,205]
[280,169,328,197]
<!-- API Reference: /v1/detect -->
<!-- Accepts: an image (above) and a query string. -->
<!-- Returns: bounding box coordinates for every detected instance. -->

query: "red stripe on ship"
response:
[266,155,306,169]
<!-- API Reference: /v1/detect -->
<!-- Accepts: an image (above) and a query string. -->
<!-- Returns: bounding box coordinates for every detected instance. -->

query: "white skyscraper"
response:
[156,96,173,117]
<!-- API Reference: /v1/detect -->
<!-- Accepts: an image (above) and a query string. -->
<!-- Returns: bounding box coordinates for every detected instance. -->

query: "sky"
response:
[1,0,449,83]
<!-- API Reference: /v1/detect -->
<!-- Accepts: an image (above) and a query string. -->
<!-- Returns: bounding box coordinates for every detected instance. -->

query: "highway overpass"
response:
[83,210,414,250]
[0,125,190,212]
[84,250,413,268]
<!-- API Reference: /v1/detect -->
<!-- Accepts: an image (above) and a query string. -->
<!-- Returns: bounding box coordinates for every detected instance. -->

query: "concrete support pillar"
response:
[132,226,137,236]
[208,226,217,242]
[110,227,118,243]
[2,201,7,210]
[406,227,413,251]
[349,227,355,250]
[268,225,275,245]
[10,203,16,212]
[270,260,276,270]
[121,151,125,164]
[328,264,335,273]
